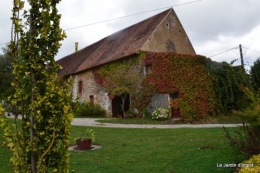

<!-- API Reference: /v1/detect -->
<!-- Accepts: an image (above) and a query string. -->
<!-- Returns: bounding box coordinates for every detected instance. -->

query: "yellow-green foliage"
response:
[239,154,260,173]
[0,0,73,172]
[97,55,142,97]
[97,56,139,78]
[96,54,155,117]
[0,104,4,115]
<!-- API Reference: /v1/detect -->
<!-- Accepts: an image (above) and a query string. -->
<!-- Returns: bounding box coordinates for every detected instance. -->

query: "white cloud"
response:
[1,0,260,68]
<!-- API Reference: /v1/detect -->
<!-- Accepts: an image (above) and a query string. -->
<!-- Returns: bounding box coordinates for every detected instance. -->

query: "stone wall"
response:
[73,71,112,117]
[146,93,170,113]
[141,9,196,55]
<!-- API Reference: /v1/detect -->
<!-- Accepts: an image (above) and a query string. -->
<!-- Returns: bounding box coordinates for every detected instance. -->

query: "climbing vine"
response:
[94,51,251,119]
[95,55,155,117]
[0,0,73,172]
[145,52,252,119]
[145,52,217,119]
[95,56,142,117]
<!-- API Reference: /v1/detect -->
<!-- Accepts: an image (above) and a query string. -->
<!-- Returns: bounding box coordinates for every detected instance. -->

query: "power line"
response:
[65,0,203,31]
[0,0,203,45]
[208,46,238,58]
[242,46,260,54]
[0,42,9,46]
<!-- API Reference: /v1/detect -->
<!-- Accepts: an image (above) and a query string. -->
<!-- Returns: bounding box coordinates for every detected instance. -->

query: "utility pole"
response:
[239,44,245,70]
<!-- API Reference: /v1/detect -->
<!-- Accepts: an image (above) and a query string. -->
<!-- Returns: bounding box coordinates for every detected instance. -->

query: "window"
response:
[89,95,94,105]
[145,64,152,75]
[166,22,169,29]
[170,92,179,99]
[78,80,83,96]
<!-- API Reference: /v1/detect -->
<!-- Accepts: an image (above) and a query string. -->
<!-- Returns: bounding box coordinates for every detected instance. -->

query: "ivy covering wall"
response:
[145,52,252,119]
[145,52,216,119]
[93,52,252,119]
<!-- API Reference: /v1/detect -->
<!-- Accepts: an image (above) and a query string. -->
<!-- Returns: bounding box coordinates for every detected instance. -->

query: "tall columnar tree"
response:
[0,0,73,172]
[251,57,260,92]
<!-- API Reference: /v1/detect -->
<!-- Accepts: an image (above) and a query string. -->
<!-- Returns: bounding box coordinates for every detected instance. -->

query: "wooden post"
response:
[239,44,245,70]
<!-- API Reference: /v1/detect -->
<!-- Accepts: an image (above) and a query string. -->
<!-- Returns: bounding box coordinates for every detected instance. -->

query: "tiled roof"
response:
[57,8,172,77]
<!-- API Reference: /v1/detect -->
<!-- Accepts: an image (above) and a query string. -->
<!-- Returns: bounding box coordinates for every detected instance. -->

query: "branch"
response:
[37,131,55,168]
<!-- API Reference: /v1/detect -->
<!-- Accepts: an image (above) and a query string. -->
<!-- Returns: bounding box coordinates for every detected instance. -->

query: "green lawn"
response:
[0,120,246,173]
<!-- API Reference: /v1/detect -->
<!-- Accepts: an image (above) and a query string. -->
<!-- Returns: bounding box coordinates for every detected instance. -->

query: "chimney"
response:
[75,42,78,52]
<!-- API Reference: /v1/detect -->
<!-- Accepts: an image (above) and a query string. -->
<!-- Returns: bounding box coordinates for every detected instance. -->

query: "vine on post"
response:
[0,0,73,172]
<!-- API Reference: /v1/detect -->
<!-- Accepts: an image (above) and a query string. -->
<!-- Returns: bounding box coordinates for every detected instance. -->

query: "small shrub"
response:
[125,108,136,118]
[143,109,152,119]
[74,102,106,117]
[239,154,260,173]
[234,100,260,130]
[151,107,170,120]
[223,122,260,157]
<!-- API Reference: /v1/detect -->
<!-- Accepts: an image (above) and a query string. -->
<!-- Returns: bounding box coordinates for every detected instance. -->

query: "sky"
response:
[1,0,260,70]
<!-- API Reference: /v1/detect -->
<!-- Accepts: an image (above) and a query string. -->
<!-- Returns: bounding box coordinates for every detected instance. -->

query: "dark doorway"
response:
[89,95,94,105]
[112,94,130,117]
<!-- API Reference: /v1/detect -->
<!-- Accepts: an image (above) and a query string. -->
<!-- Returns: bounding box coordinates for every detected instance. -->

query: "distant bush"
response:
[234,99,260,130]
[74,102,106,117]
[143,109,152,119]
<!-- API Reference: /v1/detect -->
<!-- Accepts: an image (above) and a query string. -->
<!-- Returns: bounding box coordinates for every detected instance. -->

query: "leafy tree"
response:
[0,0,73,172]
[0,48,14,101]
[250,57,260,91]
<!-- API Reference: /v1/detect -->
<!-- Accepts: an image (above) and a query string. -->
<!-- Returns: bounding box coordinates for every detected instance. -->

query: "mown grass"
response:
[0,119,246,173]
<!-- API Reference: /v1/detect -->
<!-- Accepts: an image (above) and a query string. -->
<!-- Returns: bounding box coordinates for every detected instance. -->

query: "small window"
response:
[89,95,94,105]
[170,92,179,99]
[145,64,152,75]
[178,29,181,33]
[166,23,169,29]
[78,80,83,96]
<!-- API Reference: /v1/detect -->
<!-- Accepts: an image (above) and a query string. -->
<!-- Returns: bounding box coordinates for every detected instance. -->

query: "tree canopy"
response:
[250,57,260,91]
[0,48,14,101]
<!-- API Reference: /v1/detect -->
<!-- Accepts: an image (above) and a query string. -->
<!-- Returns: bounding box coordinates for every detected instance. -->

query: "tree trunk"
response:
[120,93,127,118]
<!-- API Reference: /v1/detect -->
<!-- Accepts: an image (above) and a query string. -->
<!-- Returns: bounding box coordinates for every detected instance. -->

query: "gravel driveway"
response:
[4,113,242,129]
[71,118,242,129]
